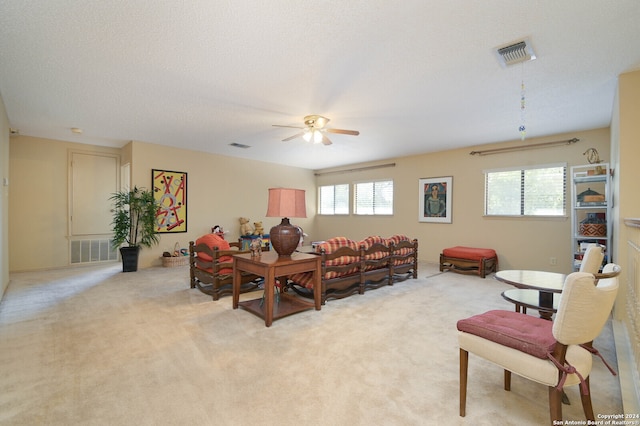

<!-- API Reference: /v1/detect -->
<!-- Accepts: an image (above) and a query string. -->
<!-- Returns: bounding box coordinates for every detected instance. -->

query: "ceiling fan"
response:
[272,115,359,145]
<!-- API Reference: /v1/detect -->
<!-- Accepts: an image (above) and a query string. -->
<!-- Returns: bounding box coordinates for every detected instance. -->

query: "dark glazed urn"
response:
[269,218,301,257]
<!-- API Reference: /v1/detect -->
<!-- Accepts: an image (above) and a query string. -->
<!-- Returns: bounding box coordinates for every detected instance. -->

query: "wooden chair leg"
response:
[504,370,511,391]
[580,377,595,421]
[460,348,468,417]
[549,386,563,423]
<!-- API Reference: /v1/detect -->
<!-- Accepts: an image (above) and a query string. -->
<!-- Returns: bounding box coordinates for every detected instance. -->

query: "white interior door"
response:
[70,152,119,236]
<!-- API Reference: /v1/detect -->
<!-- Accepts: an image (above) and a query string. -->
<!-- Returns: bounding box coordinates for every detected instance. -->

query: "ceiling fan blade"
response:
[321,134,332,145]
[325,128,360,136]
[273,124,305,130]
[282,132,305,142]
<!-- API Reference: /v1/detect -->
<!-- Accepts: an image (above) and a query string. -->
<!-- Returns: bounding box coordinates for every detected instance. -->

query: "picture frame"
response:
[152,169,187,233]
[418,176,452,223]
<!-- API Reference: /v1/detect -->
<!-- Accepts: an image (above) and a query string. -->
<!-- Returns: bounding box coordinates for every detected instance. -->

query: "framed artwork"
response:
[152,169,187,233]
[418,176,452,223]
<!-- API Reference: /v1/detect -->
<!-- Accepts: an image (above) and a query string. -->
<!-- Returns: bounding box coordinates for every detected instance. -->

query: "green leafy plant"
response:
[110,186,160,248]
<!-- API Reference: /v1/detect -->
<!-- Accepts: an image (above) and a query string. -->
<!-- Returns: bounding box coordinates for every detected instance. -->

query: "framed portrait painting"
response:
[152,169,187,233]
[418,176,452,223]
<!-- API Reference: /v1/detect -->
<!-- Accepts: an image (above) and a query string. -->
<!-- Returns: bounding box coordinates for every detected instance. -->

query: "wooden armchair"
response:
[189,240,264,301]
[288,237,362,304]
[389,236,418,280]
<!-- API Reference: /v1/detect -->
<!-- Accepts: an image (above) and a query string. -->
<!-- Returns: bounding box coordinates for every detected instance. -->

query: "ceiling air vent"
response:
[229,142,250,149]
[495,38,536,67]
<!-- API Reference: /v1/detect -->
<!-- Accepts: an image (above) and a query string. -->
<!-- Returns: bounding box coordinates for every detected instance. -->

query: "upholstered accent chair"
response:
[579,244,604,274]
[457,264,620,423]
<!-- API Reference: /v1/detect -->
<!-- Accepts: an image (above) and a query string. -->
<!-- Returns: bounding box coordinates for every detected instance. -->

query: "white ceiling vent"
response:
[495,38,536,67]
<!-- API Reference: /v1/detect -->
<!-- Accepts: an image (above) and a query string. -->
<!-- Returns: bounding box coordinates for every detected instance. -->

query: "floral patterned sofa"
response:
[287,235,418,304]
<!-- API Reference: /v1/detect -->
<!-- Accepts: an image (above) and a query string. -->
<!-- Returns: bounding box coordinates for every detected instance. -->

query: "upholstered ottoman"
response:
[440,246,498,278]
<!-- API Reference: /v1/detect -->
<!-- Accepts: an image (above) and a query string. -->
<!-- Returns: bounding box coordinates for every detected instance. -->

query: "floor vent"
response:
[70,239,119,264]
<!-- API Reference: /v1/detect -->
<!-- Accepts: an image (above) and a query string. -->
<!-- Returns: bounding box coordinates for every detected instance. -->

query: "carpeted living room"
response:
[1,2,640,425]
[0,261,624,425]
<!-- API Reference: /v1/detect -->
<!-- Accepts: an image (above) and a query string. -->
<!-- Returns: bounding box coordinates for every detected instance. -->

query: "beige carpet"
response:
[0,261,622,425]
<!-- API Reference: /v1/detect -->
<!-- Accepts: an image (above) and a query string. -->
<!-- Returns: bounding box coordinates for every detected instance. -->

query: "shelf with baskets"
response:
[570,163,611,271]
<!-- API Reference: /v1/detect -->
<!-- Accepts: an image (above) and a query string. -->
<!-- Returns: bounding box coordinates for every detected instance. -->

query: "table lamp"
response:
[266,188,306,257]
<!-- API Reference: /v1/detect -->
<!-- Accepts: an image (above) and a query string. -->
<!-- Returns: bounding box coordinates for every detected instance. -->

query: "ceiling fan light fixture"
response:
[313,130,323,144]
[303,129,312,142]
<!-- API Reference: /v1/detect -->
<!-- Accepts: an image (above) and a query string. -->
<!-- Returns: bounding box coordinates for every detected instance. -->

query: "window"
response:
[319,184,349,215]
[484,164,566,216]
[354,180,393,215]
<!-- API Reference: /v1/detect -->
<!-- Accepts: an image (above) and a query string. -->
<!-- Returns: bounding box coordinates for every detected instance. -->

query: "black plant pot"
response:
[120,246,141,272]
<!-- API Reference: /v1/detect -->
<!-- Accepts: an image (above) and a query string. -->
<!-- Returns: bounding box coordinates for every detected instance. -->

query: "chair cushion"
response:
[443,246,496,260]
[290,237,359,287]
[457,310,555,359]
[389,235,414,265]
[360,236,387,260]
[195,234,233,273]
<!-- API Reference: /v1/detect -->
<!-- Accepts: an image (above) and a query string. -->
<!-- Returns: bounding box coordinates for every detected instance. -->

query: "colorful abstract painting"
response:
[152,169,187,233]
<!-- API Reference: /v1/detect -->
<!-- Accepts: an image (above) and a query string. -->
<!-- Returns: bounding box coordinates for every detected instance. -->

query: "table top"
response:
[233,251,319,266]
[502,288,560,313]
[495,269,566,293]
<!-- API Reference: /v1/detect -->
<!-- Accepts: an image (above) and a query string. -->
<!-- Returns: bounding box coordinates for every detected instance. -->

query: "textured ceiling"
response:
[1,1,639,170]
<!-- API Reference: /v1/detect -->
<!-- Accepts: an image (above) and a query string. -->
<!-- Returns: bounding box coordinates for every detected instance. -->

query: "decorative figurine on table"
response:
[239,217,254,236]
[249,237,262,257]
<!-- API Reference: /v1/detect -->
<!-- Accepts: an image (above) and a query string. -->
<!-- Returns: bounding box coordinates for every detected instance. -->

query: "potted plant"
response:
[110,186,160,272]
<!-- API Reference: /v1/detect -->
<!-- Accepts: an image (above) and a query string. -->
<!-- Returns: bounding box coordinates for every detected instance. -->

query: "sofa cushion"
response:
[318,237,360,268]
[388,234,414,265]
[457,310,555,359]
[289,237,360,287]
[360,236,390,270]
[360,236,386,257]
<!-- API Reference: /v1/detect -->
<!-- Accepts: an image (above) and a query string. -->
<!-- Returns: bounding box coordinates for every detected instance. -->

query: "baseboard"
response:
[612,319,640,415]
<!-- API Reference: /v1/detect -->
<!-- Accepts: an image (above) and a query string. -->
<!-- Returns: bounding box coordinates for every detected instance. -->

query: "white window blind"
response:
[354,180,393,215]
[319,184,349,215]
[485,164,566,216]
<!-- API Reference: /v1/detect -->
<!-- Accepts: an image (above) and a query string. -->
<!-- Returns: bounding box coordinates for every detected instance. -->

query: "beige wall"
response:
[611,69,640,319]
[617,70,640,245]
[8,137,122,271]
[8,137,316,271]
[0,93,9,296]
[7,129,610,273]
[315,128,610,271]
[611,69,640,413]
[111,140,316,269]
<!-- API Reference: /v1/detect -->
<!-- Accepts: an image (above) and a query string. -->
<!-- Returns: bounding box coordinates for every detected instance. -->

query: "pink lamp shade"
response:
[266,188,306,257]
[265,188,307,219]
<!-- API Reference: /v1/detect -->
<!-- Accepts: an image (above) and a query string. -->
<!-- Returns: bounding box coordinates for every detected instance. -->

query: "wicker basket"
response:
[162,242,189,267]
[579,223,606,237]
[162,256,189,267]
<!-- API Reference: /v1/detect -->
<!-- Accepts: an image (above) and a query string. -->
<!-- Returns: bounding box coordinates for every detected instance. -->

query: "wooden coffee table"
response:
[232,251,321,327]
